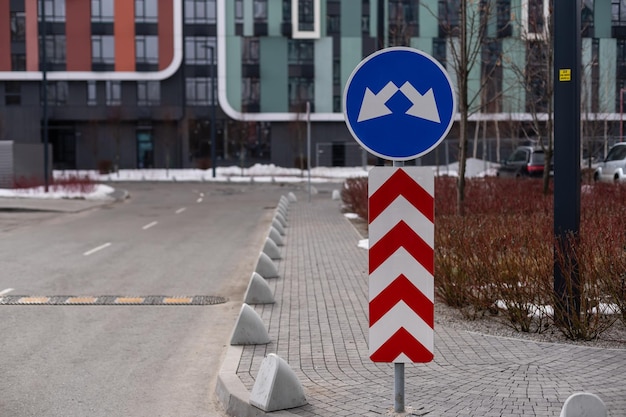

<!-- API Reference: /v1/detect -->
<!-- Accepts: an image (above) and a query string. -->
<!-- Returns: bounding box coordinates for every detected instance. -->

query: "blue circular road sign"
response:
[343,47,457,161]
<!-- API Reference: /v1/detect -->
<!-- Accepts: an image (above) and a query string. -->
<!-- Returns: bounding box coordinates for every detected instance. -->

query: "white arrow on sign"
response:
[400,82,441,123]
[357,82,398,122]
[357,81,441,124]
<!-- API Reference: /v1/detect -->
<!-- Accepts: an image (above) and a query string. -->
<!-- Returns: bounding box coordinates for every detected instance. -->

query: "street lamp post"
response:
[619,88,626,142]
[207,46,217,178]
[41,0,49,192]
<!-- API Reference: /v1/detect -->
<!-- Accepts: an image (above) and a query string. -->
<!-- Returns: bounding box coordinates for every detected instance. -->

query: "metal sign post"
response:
[343,47,456,414]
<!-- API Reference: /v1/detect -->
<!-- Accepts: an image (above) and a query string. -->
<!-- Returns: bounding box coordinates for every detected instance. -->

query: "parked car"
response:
[497,146,549,178]
[593,142,626,183]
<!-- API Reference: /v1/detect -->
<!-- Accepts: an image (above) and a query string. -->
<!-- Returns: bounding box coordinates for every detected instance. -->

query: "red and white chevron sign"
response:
[368,167,434,363]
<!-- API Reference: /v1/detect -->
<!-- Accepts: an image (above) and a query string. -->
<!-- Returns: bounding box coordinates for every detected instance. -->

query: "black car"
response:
[497,146,549,178]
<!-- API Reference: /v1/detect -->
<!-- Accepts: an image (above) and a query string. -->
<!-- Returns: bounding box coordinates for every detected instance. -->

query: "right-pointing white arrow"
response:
[400,82,441,123]
[357,82,399,122]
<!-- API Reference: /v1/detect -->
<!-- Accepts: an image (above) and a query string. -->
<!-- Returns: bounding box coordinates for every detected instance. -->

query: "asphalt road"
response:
[0,182,293,417]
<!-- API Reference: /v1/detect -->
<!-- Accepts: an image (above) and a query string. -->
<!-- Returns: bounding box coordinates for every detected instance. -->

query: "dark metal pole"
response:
[553,0,581,322]
[41,0,49,192]
[210,46,217,178]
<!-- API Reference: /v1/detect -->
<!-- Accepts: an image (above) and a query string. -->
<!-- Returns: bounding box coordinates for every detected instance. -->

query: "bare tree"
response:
[289,101,308,171]
[439,0,500,214]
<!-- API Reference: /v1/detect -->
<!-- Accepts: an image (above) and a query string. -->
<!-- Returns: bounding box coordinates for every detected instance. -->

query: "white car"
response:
[594,143,626,183]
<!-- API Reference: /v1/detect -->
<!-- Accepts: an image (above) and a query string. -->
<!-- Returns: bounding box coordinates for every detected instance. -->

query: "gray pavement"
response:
[218,188,626,417]
[0,188,127,213]
[2,187,624,416]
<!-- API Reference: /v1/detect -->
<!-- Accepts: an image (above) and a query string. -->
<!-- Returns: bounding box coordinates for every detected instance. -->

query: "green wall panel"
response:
[369,0,377,38]
[501,38,526,113]
[226,37,242,112]
[510,0,522,38]
[267,0,283,36]
[226,0,235,36]
[260,37,288,112]
[340,0,362,37]
[244,0,254,36]
[341,37,363,96]
[315,37,334,113]
[595,0,611,39]
[599,38,617,113]
[419,0,439,38]
[411,37,432,55]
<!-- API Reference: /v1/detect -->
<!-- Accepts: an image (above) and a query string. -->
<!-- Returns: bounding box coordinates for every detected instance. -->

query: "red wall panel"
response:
[65,0,92,71]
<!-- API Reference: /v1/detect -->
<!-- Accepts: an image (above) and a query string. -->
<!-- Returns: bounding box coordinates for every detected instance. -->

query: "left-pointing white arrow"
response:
[400,82,441,123]
[357,82,399,122]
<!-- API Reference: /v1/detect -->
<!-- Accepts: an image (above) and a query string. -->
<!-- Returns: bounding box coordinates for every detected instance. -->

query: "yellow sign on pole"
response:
[559,69,572,82]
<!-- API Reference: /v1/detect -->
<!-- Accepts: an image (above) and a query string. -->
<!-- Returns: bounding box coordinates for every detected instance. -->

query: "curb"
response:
[216,346,297,417]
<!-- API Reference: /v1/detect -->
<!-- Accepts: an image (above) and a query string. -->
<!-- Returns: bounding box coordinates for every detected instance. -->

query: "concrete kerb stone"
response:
[229,303,271,345]
[276,204,288,219]
[243,272,275,305]
[216,346,297,417]
[249,354,307,412]
[274,212,287,228]
[560,393,607,417]
[287,192,297,203]
[262,237,282,260]
[269,227,284,246]
[255,252,279,278]
[271,219,285,236]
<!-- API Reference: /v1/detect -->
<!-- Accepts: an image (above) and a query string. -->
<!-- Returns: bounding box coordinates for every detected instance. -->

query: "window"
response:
[92,0,114,22]
[433,38,446,68]
[613,0,626,25]
[242,38,260,64]
[11,54,26,71]
[606,143,626,161]
[106,81,122,105]
[41,0,66,22]
[522,0,549,40]
[242,78,260,106]
[137,81,160,106]
[184,0,216,23]
[292,0,320,38]
[254,0,268,21]
[288,40,314,64]
[482,39,503,112]
[136,35,159,65]
[388,0,419,46]
[92,35,115,64]
[582,0,594,37]
[42,34,66,65]
[87,81,97,106]
[235,0,244,23]
[135,0,158,22]
[185,37,216,65]
[186,77,215,105]
[46,81,69,106]
[10,12,25,42]
[438,0,460,36]
[5,82,21,106]
[526,40,549,112]
[497,0,513,37]
[288,77,314,110]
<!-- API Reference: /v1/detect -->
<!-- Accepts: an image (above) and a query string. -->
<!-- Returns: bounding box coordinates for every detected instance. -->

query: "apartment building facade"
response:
[0,0,623,170]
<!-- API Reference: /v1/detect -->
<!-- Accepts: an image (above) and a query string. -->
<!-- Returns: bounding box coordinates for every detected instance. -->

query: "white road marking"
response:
[0,288,14,296]
[142,221,158,230]
[175,207,186,214]
[84,243,112,256]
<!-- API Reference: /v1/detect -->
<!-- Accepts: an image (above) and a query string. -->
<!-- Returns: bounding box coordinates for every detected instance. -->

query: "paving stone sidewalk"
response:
[235,191,626,416]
